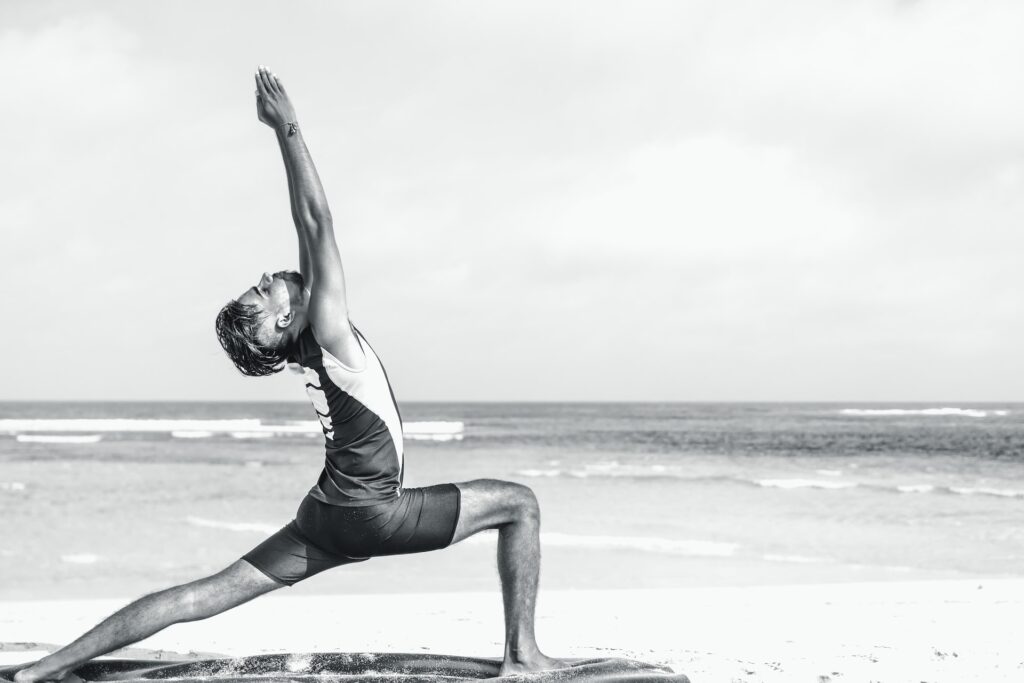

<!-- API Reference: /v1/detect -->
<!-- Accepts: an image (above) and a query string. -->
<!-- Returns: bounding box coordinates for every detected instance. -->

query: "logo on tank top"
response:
[303,368,335,440]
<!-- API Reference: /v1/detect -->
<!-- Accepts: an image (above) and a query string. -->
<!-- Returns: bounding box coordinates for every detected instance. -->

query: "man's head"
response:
[215,270,308,376]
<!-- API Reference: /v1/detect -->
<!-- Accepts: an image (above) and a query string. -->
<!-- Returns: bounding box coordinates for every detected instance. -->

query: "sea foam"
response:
[949,486,1024,499]
[896,484,936,494]
[0,418,465,440]
[756,478,857,490]
[515,461,685,481]
[403,421,465,442]
[464,531,738,557]
[1,418,265,433]
[839,407,1005,418]
[515,469,562,478]
[186,516,279,535]
[762,553,834,564]
[16,434,102,444]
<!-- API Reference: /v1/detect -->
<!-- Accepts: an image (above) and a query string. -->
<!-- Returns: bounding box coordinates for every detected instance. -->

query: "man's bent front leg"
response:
[451,479,564,675]
[15,560,280,683]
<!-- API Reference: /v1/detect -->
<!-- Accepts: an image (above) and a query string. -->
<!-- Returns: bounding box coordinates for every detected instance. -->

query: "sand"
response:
[2,579,1022,682]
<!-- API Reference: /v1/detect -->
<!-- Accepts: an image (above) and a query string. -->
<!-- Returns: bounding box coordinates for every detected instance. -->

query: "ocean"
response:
[2,402,1023,600]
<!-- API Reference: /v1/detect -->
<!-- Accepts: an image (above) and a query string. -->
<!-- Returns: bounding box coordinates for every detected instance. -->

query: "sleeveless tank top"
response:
[290,325,404,506]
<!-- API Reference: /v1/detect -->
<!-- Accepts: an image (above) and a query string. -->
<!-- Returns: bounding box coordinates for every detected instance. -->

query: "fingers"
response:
[254,69,268,100]
[258,65,277,96]
[258,65,285,96]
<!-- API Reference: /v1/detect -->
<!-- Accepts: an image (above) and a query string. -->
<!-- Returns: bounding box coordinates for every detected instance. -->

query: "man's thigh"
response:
[450,479,536,545]
[241,518,363,587]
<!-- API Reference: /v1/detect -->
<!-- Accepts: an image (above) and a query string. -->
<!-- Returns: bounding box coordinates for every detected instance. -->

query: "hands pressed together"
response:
[255,65,297,130]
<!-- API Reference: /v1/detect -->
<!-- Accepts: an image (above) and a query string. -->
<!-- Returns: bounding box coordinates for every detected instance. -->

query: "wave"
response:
[1,418,265,433]
[891,484,1024,498]
[403,421,465,442]
[60,553,100,564]
[516,463,860,492]
[948,486,1024,499]
[0,482,26,492]
[514,468,685,481]
[0,418,465,440]
[229,432,276,440]
[405,434,464,442]
[762,554,835,564]
[515,466,863,490]
[752,478,1024,500]
[515,465,1024,503]
[16,434,102,444]
[464,530,738,557]
[543,532,738,557]
[185,516,279,535]
[515,469,563,478]
[896,484,936,493]
[756,478,857,490]
[839,407,1008,418]
[515,461,683,481]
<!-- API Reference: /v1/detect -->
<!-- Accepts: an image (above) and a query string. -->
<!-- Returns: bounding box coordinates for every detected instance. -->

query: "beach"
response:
[3,402,1024,681]
[2,580,1023,682]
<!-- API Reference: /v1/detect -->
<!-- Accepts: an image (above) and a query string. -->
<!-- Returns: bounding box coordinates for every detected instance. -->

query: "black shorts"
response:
[242,484,462,586]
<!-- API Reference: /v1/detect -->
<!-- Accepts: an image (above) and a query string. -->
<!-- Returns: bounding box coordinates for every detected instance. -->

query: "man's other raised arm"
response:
[255,66,362,366]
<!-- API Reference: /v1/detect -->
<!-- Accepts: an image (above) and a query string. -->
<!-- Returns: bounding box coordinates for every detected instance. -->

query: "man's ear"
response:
[277,310,294,329]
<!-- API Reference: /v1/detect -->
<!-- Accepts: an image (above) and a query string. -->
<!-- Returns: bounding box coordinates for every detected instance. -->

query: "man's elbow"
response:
[299,206,333,235]
[310,202,333,226]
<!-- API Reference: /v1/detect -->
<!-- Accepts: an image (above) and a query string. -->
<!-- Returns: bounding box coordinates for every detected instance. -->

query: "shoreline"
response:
[3,579,1022,682]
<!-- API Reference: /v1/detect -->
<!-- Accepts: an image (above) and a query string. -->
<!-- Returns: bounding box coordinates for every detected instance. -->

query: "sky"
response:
[1,0,1022,402]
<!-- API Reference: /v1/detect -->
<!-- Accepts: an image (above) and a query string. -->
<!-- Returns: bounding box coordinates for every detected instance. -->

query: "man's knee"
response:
[452,479,542,541]
[514,483,540,523]
[483,479,538,524]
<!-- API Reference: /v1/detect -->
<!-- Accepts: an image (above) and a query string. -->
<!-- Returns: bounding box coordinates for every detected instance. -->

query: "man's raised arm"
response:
[255,66,362,365]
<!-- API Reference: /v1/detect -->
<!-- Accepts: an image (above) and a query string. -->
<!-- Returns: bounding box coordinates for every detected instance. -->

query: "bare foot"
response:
[13,663,79,683]
[499,652,570,677]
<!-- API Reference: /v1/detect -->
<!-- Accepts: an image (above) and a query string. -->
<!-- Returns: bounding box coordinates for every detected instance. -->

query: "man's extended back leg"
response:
[15,560,280,683]
[450,479,565,675]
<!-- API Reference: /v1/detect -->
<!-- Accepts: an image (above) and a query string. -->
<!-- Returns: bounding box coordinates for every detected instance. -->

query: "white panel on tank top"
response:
[303,367,335,440]
[318,332,404,479]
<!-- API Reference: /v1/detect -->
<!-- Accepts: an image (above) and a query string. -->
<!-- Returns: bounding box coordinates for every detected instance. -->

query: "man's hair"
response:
[215,300,293,377]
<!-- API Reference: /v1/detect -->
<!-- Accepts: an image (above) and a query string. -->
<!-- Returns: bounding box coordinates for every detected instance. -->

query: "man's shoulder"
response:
[310,321,368,373]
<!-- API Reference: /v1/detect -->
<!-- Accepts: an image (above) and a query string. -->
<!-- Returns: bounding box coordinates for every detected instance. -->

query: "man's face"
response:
[236,270,305,343]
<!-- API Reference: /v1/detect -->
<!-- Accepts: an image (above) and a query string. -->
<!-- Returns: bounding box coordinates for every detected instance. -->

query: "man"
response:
[15,67,562,683]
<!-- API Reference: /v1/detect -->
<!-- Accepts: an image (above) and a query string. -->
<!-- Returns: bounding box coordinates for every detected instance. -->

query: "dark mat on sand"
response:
[0,652,689,682]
